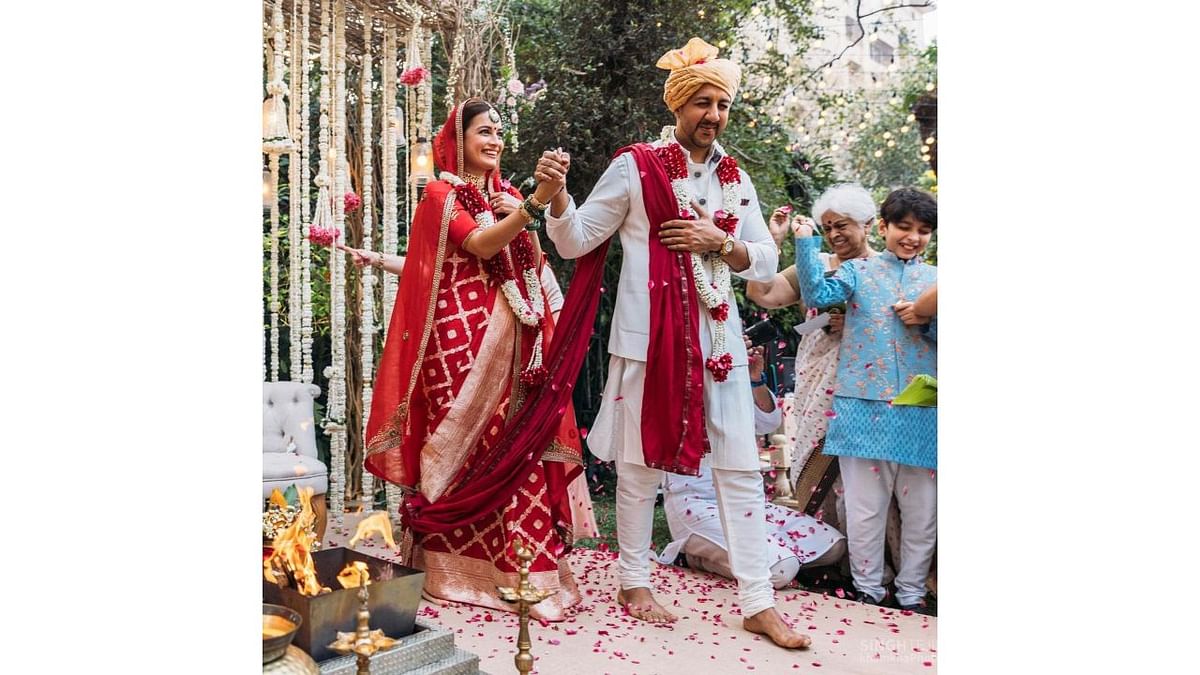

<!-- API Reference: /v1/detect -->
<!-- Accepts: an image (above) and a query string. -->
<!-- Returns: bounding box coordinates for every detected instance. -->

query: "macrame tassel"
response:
[262,0,292,154]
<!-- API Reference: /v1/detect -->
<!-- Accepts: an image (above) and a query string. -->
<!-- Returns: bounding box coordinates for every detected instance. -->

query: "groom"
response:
[542,37,810,649]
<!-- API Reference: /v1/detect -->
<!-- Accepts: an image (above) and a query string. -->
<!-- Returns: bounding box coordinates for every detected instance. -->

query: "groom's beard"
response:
[687,123,720,149]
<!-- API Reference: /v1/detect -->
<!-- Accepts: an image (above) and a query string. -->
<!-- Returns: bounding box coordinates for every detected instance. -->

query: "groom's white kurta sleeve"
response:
[546,155,632,259]
[539,264,564,314]
[734,171,779,282]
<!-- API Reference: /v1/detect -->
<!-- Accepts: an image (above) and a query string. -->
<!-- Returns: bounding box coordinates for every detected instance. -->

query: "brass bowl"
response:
[263,603,303,664]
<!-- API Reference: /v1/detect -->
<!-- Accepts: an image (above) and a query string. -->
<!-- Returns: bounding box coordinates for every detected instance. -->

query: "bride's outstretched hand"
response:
[337,243,376,268]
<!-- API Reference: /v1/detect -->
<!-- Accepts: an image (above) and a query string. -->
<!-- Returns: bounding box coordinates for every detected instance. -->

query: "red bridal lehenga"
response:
[364,100,584,620]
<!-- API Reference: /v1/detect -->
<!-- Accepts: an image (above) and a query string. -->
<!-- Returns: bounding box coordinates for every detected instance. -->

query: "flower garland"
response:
[299,0,313,385]
[654,136,743,382]
[444,32,464,115]
[442,172,548,385]
[381,27,400,338]
[359,9,376,508]
[399,66,428,87]
[329,0,349,528]
[268,152,281,383]
[263,0,290,383]
[287,0,302,381]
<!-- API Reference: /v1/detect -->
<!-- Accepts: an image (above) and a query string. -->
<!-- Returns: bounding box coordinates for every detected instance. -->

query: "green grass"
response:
[572,492,673,554]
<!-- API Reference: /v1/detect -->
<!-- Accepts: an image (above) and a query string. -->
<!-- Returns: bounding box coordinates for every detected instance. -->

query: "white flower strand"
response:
[268,152,281,382]
[292,0,307,384]
[263,0,288,383]
[300,0,314,385]
[381,26,400,336]
[287,0,301,380]
[359,8,375,507]
[313,0,336,524]
[329,0,349,528]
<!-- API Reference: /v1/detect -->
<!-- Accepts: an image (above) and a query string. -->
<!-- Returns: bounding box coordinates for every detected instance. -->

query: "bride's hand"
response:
[489,191,522,216]
[534,151,568,194]
[337,243,374,268]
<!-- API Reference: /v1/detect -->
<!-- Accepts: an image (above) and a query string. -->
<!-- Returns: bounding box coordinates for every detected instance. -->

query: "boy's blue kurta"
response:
[794,236,938,469]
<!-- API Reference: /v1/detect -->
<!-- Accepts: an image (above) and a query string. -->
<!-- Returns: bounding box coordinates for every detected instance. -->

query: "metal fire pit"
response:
[263,547,425,662]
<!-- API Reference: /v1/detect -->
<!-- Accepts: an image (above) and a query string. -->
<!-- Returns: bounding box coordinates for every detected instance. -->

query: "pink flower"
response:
[507,78,525,96]
[400,67,429,87]
[308,225,341,247]
[344,191,361,213]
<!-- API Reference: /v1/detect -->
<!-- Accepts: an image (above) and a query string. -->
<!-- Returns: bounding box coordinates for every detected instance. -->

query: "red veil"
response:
[365,101,604,535]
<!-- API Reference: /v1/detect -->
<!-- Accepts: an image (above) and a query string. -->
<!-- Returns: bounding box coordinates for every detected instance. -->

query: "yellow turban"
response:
[657,37,742,112]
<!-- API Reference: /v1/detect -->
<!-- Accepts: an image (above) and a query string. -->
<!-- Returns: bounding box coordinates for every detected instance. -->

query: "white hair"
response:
[811,183,876,228]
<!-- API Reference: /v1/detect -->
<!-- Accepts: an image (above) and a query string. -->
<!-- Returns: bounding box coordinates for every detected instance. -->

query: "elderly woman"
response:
[746,183,878,499]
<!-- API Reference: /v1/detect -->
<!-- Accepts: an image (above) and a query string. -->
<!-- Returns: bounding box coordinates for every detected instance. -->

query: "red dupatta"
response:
[615,143,709,476]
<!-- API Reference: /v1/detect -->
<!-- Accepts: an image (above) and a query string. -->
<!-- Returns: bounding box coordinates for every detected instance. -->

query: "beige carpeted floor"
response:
[325,513,937,674]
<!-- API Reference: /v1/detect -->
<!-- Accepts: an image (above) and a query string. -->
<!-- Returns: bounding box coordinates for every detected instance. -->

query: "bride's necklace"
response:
[463,172,488,193]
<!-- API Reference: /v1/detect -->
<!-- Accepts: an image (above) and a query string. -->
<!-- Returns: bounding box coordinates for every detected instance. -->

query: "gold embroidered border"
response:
[419,292,516,502]
[364,188,455,486]
[542,440,583,466]
[416,547,582,622]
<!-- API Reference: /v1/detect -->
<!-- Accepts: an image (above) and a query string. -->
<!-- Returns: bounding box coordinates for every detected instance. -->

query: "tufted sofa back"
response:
[263,381,322,458]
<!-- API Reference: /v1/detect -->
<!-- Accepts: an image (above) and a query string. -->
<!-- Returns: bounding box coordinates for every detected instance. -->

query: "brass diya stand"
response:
[497,541,556,675]
[327,567,398,674]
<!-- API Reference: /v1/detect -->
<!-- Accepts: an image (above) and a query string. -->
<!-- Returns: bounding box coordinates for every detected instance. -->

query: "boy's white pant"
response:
[615,459,775,617]
[839,456,937,606]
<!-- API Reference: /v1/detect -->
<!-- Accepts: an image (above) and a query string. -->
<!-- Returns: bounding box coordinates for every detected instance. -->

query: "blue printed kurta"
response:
[794,236,938,469]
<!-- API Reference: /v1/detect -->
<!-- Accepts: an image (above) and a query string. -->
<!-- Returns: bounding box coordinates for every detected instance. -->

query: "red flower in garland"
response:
[715,155,741,184]
[344,191,362,213]
[511,233,537,270]
[712,209,739,235]
[655,143,688,180]
[454,181,489,217]
[709,302,730,322]
[519,365,549,386]
[705,352,734,382]
[399,67,429,87]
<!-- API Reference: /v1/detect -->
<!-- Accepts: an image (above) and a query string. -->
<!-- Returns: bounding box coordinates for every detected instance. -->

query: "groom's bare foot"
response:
[616,587,677,623]
[744,607,811,649]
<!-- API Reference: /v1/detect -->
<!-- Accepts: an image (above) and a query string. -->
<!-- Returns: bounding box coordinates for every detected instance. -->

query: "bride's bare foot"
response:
[744,607,811,649]
[616,587,677,623]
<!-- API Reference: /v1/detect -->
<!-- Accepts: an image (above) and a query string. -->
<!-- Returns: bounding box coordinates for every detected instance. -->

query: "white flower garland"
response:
[263,0,290,383]
[384,25,405,515]
[329,0,349,528]
[268,152,281,383]
[381,26,399,337]
[287,0,301,381]
[299,0,314,385]
[658,130,741,376]
[440,173,545,329]
[444,32,464,119]
[359,8,376,508]
[440,172,547,379]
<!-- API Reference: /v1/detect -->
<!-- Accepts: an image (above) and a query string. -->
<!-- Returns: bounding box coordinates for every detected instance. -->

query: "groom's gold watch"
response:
[718,234,736,257]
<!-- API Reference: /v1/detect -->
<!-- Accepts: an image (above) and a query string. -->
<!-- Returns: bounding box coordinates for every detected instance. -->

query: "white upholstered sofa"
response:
[263,381,329,540]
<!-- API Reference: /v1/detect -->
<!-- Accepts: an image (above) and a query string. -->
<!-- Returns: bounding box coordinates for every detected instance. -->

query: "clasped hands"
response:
[486,149,572,216]
[658,201,729,253]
